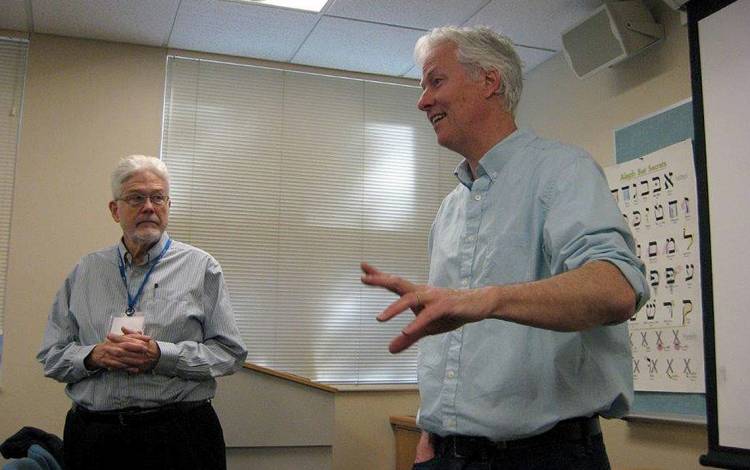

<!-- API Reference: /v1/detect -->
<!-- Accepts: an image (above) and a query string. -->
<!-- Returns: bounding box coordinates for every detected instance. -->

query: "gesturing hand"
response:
[361,262,497,353]
[360,262,423,314]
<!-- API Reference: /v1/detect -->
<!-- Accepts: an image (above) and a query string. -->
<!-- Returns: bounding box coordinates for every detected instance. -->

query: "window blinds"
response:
[162,56,459,384]
[0,39,28,336]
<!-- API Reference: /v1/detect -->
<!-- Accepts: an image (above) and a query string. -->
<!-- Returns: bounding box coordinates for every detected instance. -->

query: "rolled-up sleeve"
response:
[542,155,650,310]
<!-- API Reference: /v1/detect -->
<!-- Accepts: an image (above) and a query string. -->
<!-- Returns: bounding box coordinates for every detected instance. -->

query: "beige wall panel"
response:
[0,34,166,442]
[333,390,420,470]
[214,369,334,447]
[227,446,331,470]
[603,419,706,470]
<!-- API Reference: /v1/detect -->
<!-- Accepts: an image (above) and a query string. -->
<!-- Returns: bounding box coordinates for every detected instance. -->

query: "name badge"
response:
[108,312,145,335]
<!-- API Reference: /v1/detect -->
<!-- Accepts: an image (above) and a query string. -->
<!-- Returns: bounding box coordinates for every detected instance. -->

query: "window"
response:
[161,56,459,384]
[0,38,28,362]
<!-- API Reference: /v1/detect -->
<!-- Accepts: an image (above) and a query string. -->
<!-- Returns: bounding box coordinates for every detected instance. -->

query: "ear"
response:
[483,68,502,99]
[109,200,121,223]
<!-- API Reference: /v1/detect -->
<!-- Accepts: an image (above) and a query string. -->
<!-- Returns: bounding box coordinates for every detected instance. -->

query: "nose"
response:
[140,197,156,212]
[417,88,433,112]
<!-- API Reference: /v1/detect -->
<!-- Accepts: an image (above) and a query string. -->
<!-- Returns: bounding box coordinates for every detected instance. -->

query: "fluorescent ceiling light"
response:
[235,0,328,12]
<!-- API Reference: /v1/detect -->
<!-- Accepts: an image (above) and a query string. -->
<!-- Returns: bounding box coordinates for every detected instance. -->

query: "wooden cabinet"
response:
[390,416,420,470]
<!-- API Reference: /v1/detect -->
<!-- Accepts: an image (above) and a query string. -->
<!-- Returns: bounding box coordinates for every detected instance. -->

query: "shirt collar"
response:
[454,128,534,188]
[118,231,170,266]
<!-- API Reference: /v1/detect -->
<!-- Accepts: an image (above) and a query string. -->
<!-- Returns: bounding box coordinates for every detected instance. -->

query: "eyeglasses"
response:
[118,193,170,207]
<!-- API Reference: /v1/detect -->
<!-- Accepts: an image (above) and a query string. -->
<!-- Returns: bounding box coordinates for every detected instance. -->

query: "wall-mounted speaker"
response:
[561,1,664,79]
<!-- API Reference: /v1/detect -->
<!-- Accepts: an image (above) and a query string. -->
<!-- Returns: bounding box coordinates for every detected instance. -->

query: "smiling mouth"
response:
[430,113,446,125]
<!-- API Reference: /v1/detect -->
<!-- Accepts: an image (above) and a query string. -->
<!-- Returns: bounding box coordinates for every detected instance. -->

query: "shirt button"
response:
[446,370,455,379]
[474,194,482,201]
[467,235,475,241]
[462,279,469,286]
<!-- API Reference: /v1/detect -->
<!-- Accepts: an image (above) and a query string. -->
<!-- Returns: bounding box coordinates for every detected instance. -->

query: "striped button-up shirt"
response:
[418,128,649,441]
[38,232,247,411]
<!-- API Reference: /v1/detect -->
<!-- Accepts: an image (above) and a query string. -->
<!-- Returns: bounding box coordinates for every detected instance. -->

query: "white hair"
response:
[111,155,169,199]
[414,26,524,115]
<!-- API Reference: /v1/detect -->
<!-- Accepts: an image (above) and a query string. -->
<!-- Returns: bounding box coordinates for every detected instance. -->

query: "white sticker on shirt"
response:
[108,313,145,335]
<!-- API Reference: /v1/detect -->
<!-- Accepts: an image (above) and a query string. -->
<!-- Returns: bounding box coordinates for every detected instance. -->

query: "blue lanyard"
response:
[117,239,172,315]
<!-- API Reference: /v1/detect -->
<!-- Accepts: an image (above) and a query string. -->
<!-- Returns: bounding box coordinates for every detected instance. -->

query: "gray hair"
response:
[414,26,524,115]
[111,155,169,199]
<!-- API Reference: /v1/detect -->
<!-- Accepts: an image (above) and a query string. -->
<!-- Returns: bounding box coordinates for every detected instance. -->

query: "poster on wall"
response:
[605,139,705,393]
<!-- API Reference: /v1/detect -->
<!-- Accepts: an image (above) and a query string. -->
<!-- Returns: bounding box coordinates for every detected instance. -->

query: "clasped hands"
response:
[85,327,160,374]
[360,262,496,353]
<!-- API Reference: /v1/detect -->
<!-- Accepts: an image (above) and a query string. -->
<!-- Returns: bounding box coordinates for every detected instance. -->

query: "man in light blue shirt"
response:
[362,26,649,469]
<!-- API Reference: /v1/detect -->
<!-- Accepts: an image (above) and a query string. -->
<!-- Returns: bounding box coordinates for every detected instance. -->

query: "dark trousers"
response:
[64,401,226,470]
[414,417,611,470]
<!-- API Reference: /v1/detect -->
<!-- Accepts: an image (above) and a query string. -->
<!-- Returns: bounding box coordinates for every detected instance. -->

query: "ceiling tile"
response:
[326,0,489,30]
[170,0,320,62]
[293,16,424,76]
[20,0,583,78]
[465,0,601,51]
[32,0,180,46]
[0,0,29,32]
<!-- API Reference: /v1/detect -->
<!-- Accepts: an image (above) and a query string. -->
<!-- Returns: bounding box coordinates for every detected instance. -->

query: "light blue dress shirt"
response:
[38,232,248,411]
[418,128,649,441]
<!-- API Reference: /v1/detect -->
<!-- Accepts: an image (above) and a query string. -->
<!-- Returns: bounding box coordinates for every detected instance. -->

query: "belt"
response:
[72,400,210,426]
[433,416,601,459]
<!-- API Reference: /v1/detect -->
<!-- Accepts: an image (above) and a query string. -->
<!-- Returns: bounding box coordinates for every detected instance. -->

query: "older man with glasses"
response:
[38,155,247,470]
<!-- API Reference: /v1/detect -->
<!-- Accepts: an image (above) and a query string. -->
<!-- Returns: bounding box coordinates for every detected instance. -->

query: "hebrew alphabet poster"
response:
[605,139,705,393]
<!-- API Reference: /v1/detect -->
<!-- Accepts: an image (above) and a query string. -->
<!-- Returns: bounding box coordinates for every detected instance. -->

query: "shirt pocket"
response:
[143,297,204,343]
[479,231,532,284]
